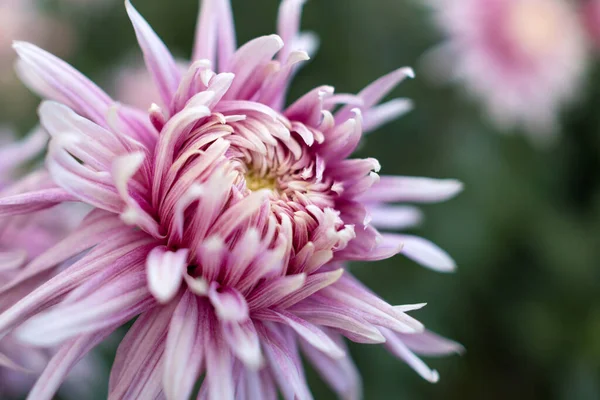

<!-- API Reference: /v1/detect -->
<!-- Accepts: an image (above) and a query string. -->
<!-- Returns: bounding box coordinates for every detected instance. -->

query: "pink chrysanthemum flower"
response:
[424,0,589,142]
[0,1,463,398]
[0,129,98,399]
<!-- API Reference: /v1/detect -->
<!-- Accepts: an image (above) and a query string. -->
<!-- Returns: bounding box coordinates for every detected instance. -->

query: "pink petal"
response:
[285,86,333,128]
[397,330,464,357]
[16,266,154,346]
[258,323,313,400]
[112,152,162,237]
[0,210,123,294]
[0,250,27,271]
[146,246,188,304]
[263,309,346,359]
[359,176,464,204]
[362,98,413,133]
[208,283,249,322]
[386,234,456,272]
[0,127,48,175]
[125,0,181,109]
[0,188,76,217]
[290,301,385,344]
[336,67,414,124]
[209,189,269,239]
[109,304,174,398]
[28,328,115,400]
[204,311,235,400]
[222,319,263,369]
[381,328,440,383]
[277,268,343,309]
[192,0,237,68]
[163,292,205,400]
[247,273,306,310]
[277,0,308,61]
[223,35,284,100]
[0,230,151,335]
[13,42,114,127]
[337,231,404,262]
[192,0,217,63]
[358,67,415,109]
[317,283,423,334]
[300,331,362,400]
[367,205,423,230]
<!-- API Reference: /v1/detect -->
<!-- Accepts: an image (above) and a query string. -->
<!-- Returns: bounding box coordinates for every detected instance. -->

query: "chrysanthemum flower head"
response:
[0,1,463,398]
[424,0,589,143]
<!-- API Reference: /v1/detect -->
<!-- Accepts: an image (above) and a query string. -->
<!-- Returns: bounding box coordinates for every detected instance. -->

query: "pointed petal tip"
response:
[399,67,415,79]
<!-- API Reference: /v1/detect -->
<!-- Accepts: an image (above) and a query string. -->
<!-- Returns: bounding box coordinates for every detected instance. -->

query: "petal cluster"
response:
[0,0,463,398]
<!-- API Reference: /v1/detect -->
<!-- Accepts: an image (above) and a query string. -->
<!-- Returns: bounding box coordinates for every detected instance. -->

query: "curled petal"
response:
[222,319,264,369]
[112,152,161,237]
[146,246,189,303]
[223,35,284,100]
[208,283,249,322]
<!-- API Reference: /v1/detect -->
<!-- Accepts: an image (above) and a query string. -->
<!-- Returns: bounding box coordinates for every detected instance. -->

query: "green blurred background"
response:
[2,0,600,399]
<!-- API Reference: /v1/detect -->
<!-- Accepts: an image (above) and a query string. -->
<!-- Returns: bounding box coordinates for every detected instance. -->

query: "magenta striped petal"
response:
[0,210,123,293]
[15,267,153,346]
[204,311,235,400]
[222,319,263,369]
[125,0,181,109]
[27,328,115,400]
[300,331,362,400]
[163,292,204,400]
[192,0,237,67]
[258,323,313,400]
[13,42,114,127]
[108,305,174,398]
[247,273,306,310]
[0,188,76,217]
[290,301,385,344]
[0,230,153,336]
[223,35,284,100]
[262,309,345,359]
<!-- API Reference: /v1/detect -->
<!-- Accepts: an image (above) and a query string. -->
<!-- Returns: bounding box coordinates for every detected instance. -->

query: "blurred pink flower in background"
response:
[0,0,75,117]
[0,0,463,398]
[0,128,100,399]
[581,0,600,49]
[424,0,589,144]
[111,62,161,110]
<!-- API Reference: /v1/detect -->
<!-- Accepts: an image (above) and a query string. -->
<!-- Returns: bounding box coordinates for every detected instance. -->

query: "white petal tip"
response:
[401,67,415,79]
